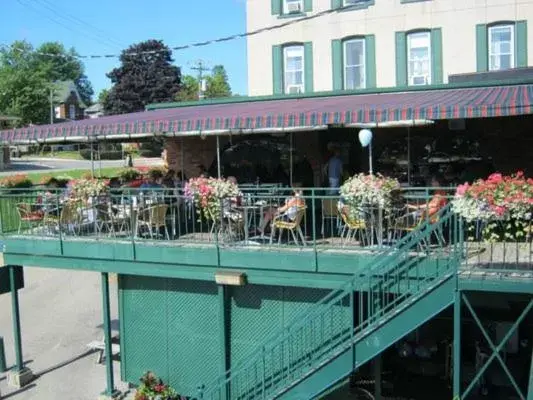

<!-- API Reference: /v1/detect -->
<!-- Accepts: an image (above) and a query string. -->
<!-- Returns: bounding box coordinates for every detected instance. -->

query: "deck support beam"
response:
[98,272,120,399]
[6,265,33,389]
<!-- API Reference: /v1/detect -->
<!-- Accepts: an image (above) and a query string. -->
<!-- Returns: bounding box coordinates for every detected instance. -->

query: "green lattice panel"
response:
[166,278,220,395]
[230,285,284,368]
[121,275,169,384]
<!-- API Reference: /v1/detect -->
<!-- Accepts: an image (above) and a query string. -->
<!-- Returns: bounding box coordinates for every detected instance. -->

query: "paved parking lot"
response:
[0,267,129,400]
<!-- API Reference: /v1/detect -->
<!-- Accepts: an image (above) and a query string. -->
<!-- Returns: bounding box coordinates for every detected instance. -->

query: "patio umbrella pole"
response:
[290,132,293,186]
[216,135,221,178]
[407,126,411,186]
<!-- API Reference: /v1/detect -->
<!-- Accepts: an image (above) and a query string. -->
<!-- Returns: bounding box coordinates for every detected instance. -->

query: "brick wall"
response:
[164,133,324,184]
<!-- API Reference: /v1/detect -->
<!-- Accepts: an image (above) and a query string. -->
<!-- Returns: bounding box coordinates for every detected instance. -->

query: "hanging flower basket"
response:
[184,177,240,222]
[452,172,533,242]
[340,173,401,211]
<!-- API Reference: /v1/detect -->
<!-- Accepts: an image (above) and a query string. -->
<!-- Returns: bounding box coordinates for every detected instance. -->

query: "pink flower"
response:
[487,173,503,183]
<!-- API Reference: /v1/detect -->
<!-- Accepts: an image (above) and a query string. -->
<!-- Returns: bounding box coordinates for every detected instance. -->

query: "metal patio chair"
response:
[270,206,307,246]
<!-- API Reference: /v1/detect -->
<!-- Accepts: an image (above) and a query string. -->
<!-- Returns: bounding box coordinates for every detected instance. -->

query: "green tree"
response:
[105,40,181,115]
[97,89,110,105]
[175,75,199,101]
[0,41,49,125]
[0,40,94,125]
[205,65,231,98]
[34,42,94,105]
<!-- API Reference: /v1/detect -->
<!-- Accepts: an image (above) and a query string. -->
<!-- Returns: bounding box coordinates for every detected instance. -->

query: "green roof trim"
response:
[146,77,533,111]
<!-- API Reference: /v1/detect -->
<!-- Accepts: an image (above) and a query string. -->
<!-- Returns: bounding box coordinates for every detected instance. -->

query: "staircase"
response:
[200,204,463,400]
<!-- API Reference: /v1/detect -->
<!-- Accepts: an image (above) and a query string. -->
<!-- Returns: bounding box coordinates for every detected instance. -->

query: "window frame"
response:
[488,23,515,71]
[343,38,366,90]
[406,30,432,86]
[68,104,76,120]
[283,44,305,94]
[283,0,304,14]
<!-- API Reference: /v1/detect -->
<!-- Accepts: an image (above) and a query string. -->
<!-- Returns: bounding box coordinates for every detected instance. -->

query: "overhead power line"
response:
[2,0,372,60]
[15,0,123,50]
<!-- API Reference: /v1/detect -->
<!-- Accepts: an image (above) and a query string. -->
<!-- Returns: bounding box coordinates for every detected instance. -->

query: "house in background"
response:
[53,80,86,121]
[85,103,104,119]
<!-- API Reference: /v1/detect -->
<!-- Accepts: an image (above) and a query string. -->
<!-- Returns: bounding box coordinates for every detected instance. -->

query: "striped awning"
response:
[2,83,532,144]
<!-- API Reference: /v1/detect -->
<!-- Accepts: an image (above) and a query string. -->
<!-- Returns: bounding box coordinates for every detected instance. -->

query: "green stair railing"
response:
[200,204,463,400]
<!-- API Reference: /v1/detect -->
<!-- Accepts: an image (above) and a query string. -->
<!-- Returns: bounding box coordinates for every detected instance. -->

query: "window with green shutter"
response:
[273,0,311,17]
[396,28,443,86]
[332,0,375,10]
[478,21,528,72]
[332,36,376,91]
[273,43,312,94]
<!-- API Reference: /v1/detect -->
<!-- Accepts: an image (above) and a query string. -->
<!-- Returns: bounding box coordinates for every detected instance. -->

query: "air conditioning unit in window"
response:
[287,2,302,13]
[287,85,303,94]
[410,75,428,85]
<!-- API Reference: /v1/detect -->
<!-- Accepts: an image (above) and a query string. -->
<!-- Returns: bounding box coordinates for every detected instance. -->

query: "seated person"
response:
[405,175,447,223]
[140,170,164,203]
[259,186,305,235]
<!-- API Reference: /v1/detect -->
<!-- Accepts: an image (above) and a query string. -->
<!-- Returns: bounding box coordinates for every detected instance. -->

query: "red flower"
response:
[154,384,166,393]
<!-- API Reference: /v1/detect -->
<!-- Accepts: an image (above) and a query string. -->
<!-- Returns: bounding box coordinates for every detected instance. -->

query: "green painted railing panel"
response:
[61,240,135,260]
[4,237,62,256]
[135,243,218,266]
[219,249,316,271]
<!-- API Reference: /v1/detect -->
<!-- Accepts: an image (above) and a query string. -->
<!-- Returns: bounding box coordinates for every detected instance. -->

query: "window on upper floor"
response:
[284,45,305,94]
[283,0,303,14]
[488,24,514,71]
[69,104,76,120]
[407,31,432,85]
[344,39,366,90]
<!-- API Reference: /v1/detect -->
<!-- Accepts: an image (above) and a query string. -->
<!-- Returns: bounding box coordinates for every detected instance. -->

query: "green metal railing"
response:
[200,204,463,400]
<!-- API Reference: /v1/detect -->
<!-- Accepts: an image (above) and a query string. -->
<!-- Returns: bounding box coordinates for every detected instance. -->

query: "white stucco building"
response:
[246,0,532,96]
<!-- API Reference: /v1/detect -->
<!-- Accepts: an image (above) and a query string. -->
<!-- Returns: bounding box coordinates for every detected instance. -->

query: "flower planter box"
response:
[464,241,533,270]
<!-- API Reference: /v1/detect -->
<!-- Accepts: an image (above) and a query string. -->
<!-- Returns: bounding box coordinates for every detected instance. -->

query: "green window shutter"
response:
[365,35,376,88]
[395,31,407,86]
[272,45,283,95]
[304,42,314,93]
[331,39,343,90]
[431,28,443,84]
[331,0,342,10]
[476,24,488,72]
[516,21,528,67]
[304,0,313,12]
[271,0,281,15]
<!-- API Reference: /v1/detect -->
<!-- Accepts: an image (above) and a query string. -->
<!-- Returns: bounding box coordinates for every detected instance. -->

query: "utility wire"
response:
[33,0,126,48]
[3,0,372,59]
[15,0,121,50]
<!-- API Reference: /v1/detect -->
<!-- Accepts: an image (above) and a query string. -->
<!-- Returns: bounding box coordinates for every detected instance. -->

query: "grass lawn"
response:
[25,167,120,184]
[22,151,84,160]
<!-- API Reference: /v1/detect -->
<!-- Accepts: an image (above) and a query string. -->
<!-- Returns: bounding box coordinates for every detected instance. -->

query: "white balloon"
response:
[358,129,373,147]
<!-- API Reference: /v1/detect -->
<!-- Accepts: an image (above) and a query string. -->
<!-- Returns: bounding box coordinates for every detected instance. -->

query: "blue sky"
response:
[0,0,248,97]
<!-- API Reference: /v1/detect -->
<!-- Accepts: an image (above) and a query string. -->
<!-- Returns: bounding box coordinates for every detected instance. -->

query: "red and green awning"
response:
[2,83,532,144]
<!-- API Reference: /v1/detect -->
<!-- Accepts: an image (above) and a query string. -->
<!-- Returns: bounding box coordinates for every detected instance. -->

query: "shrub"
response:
[79,149,123,160]
[117,168,140,182]
[0,174,33,189]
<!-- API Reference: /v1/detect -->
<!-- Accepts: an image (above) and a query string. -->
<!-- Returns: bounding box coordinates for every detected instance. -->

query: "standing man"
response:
[326,149,343,191]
